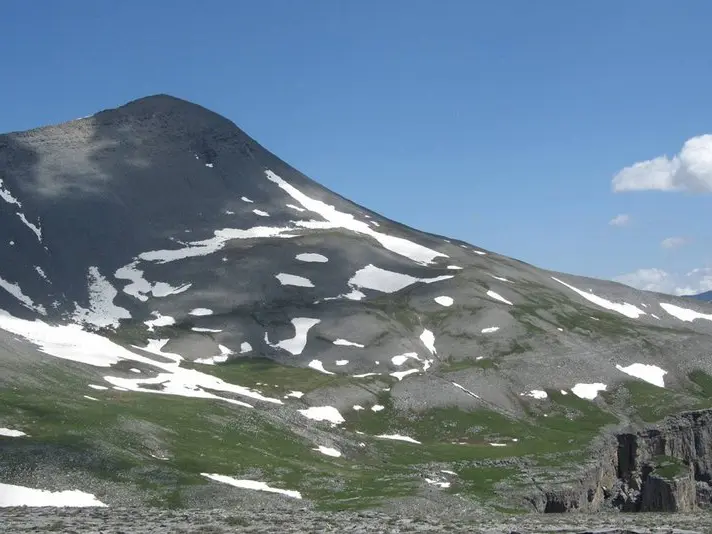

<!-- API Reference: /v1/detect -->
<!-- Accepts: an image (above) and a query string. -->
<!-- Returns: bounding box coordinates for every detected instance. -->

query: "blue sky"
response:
[2,1,711,294]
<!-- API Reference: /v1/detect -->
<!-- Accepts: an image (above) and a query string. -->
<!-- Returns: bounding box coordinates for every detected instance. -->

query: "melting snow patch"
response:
[552,277,646,319]
[189,308,213,317]
[253,209,269,217]
[660,303,712,323]
[298,406,345,425]
[144,313,176,331]
[275,273,314,288]
[195,344,233,366]
[447,265,463,270]
[486,290,513,306]
[241,196,253,203]
[474,250,486,255]
[192,327,222,333]
[353,405,364,411]
[425,478,451,489]
[490,274,511,282]
[308,359,335,375]
[205,163,213,168]
[335,360,349,366]
[349,264,453,293]
[434,296,454,307]
[441,470,457,476]
[420,329,436,355]
[34,266,48,282]
[525,390,548,400]
[353,372,380,378]
[0,276,46,314]
[333,339,364,348]
[115,261,191,302]
[391,352,420,366]
[451,382,480,399]
[265,318,320,355]
[17,213,42,242]
[376,434,421,444]
[296,253,328,263]
[83,396,98,401]
[286,203,306,212]
[0,484,107,507]
[571,383,607,400]
[490,443,507,447]
[201,474,301,499]
[616,363,667,387]
[391,369,420,381]
[73,266,131,328]
[371,405,385,412]
[314,446,341,457]
[561,390,568,395]
[240,342,252,353]
[481,326,499,334]
[652,314,661,320]
[0,428,27,437]
[0,178,21,206]
[285,391,304,399]
[88,384,108,390]
[265,170,447,264]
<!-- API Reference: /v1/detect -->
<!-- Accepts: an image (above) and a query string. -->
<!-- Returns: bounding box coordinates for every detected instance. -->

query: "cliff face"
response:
[531,408,712,513]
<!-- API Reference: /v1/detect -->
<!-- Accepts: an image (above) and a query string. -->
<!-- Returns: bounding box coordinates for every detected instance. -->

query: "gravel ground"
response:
[0,508,710,534]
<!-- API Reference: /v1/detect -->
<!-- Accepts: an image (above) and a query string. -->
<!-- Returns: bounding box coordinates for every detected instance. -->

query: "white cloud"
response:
[612,134,712,193]
[614,267,712,296]
[661,236,688,249]
[609,214,630,227]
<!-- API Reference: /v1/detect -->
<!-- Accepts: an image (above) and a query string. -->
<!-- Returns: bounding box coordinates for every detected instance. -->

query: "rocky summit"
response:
[2,95,712,522]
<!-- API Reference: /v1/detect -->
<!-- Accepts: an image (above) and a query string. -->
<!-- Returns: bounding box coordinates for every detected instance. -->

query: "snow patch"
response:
[192,327,222,333]
[308,359,334,375]
[275,273,314,288]
[371,405,385,412]
[265,318,320,355]
[571,383,607,400]
[189,308,213,317]
[552,277,646,319]
[376,434,421,444]
[333,338,364,348]
[349,264,452,294]
[391,352,420,366]
[391,369,420,381]
[313,446,341,458]
[298,406,345,425]
[0,428,27,437]
[481,326,500,334]
[0,483,106,507]
[660,302,712,323]
[265,170,447,264]
[73,266,131,328]
[241,196,253,203]
[253,209,269,217]
[296,253,328,263]
[285,391,304,399]
[486,290,513,306]
[335,360,349,366]
[616,363,667,387]
[434,296,454,307]
[420,329,436,355]
[0,276,46,314]
[525,390,548,400]
[201,474,301,499]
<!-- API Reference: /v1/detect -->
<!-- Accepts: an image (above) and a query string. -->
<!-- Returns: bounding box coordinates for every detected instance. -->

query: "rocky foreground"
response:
[0,508,709,534]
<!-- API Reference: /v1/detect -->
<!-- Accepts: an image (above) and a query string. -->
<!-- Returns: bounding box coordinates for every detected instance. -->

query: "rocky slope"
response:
[2,95,712,513]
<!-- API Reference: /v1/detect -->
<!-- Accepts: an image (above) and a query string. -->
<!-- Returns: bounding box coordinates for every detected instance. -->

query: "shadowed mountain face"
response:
[2,95,712,512]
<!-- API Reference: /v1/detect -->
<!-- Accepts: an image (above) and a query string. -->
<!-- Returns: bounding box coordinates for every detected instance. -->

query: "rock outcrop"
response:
[532,408,712,513]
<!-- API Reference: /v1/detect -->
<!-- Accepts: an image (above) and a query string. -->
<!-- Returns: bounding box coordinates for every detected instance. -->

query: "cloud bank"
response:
[614,267,712,296]
[612,134,712,192]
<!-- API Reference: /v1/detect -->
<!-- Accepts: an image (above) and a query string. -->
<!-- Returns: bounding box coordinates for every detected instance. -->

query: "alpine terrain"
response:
[3,95,712,520]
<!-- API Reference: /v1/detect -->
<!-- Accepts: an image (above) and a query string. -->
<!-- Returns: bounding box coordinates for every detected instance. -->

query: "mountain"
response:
[690,290,712,302]
[2,95,712,514]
